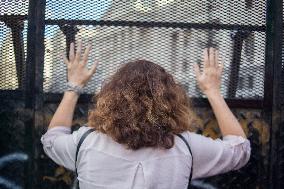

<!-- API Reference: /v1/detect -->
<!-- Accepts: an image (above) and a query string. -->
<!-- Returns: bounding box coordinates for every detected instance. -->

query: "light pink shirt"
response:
[41,126,250,189]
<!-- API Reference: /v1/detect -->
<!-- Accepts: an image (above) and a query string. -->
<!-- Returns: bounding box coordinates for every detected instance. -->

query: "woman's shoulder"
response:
[72,125,97,144]
[178,131,207,142]
[177,131,224,147]
[178,130,250,150]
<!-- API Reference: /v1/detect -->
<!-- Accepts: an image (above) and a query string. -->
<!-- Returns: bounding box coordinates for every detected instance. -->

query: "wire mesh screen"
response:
[42,1,265,100]
[45,0,265,25]
[0,1,28,91]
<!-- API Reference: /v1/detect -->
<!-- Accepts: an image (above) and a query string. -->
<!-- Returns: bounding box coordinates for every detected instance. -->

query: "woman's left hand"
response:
[63,40,99,87]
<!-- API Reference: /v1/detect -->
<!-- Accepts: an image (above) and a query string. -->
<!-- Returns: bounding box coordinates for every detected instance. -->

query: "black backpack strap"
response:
[176,134,193,189]
[75,128,95,177]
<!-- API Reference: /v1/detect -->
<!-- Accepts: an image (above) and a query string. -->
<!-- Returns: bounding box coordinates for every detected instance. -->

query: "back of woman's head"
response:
[88,59,197,150]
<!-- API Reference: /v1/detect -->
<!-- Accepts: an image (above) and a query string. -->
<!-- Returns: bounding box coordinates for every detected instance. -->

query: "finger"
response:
[194,63,201,79]
[209,47,215,67]
[63,54,69,66]
[203,48,209,68]
[89,60,99,75]
[218,59,224,75]
[215,49,219,68]
[82,44,92,66]
[75,40,82,62]
[69,43,75,62]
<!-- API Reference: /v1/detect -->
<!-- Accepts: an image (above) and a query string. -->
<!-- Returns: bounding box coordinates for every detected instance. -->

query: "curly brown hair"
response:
[88,60,197,150]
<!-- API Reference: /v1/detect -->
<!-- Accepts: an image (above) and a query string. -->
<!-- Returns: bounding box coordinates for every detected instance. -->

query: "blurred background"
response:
[0,0,283,188]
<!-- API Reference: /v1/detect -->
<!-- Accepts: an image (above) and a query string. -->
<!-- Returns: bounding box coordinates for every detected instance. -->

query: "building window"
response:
[248,75,254,89]
[182,31,189,71]
[171,32,178,73]
[238,75,254,90]
[245,0,253,9]
[182,61,188,71]
[239,77,244,90]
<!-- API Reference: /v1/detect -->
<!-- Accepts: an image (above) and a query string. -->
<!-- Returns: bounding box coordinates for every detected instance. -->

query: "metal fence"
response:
[0,0,269,107]
[0,0,283,189]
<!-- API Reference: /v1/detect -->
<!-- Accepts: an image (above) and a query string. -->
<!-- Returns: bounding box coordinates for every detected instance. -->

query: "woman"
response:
[41,41,250,189]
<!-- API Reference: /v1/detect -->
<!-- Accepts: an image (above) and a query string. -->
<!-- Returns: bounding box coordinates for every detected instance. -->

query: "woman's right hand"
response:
[63,41,99,88]
[194,48,224,96]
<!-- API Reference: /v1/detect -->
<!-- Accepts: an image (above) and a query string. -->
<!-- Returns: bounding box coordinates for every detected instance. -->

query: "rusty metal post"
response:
[25,0,46,188]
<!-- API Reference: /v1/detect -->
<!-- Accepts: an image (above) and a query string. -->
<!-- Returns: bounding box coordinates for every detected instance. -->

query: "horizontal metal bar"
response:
[0,90,24,100]
[191,97,263,109]
[44,93,263,108]
[0,16,266,32]
[45,19,266,32]
[0,14,28,21]
[44,93,93,103]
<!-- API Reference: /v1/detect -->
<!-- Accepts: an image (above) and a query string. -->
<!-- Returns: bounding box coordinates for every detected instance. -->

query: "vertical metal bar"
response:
[227,30,250,98]
[263,0,283,188]
[3,15,25,90]
[11,20,25,90]
[59,24,78,83]
[206,0,218,48]
[59,24,79,58]
[25,0,46,188]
